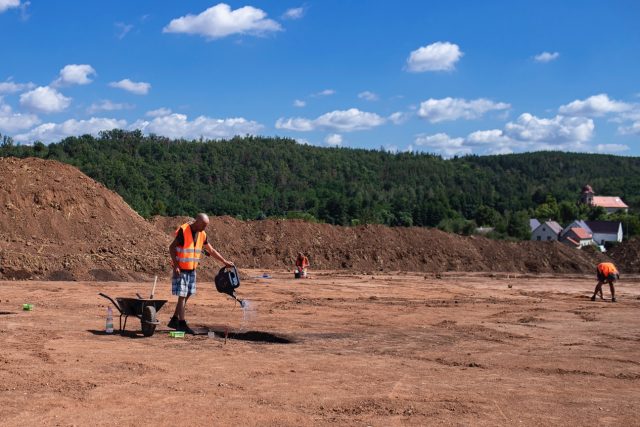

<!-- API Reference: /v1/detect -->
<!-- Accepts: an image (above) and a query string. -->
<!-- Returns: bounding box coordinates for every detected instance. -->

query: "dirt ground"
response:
[1,271,639,426]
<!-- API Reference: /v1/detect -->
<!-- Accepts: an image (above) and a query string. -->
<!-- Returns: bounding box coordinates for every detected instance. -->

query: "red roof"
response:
[570,227,592,240]
[565,237,579,247]
[591,196,628,209]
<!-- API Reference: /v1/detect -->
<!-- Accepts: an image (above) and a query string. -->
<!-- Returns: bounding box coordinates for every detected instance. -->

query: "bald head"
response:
[192,213,210,232]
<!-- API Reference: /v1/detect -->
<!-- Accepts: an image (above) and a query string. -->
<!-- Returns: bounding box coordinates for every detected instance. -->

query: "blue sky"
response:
[1,0,639,156]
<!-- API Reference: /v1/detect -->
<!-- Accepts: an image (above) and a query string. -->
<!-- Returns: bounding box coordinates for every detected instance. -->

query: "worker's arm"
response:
[204,242,234,267]
[169,238,180,276]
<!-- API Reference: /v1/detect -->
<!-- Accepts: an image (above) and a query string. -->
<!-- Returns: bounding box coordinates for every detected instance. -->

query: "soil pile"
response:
[155,216,607,275]
[0,157,171,281]
[608,238,640,273]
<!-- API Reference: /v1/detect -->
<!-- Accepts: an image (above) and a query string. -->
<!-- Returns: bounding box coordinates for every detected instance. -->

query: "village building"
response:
[585,220,623,245]
[560,227,593,249]
[531,220,562,241]
[579,185,628,213]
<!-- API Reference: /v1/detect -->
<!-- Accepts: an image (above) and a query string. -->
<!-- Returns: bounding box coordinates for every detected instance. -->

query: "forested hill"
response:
[1,131,639,237]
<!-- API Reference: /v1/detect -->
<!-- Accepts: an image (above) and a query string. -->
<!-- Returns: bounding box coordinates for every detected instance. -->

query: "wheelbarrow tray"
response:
[115,298,167,316]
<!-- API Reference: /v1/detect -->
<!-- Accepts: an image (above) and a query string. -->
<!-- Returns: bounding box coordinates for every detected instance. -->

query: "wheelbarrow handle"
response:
[98,293,122,314]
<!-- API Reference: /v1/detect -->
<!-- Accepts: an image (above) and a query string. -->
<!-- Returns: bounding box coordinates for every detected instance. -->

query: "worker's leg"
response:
[591,281,604,301]
[609,281,616,302]
[173,296,186,320]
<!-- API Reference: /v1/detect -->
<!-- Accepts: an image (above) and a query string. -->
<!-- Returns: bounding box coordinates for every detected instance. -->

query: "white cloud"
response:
[534,51,560,63]
[293,99,306,107]
[595,144,629,153]
[414,112,598,156]
[88,100,134,114]
[414,133,470,157]
[558,93,632,117]
[115,22,134,39]
[0,78,35,94]
[358,91,378,101]
[20,86,71,113]
[13,112,263,143]
[388,111,410,125]
[466,129,517,154]
[109,79,151,95]
[282,7,305,20]
[406,41,463,72]
[0,97,40,132]
[295,138,311,145]
[54,64,96,86]
[619,121,640,135]
[14,117,126,143]
[504,113,594,148]
[145,107,172,117]
[417,97,510,123]
[275,108,386,132]
[0,0,20,13]
[131,113,263,139]
[325,133,342,146]
[312,89,335,97]
[163,3,282,40]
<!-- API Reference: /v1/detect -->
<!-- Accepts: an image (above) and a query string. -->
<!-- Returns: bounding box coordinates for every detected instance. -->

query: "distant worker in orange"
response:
[295,252,310,278]
[591,262,619,302]
[168,213,234,334]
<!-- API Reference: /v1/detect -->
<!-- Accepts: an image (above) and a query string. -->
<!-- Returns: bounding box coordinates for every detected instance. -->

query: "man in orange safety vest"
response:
[591,262,619,302]
[168,213,234,333]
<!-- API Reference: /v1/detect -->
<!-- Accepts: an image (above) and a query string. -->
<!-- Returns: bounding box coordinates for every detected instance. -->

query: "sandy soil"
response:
[1,271,639,426]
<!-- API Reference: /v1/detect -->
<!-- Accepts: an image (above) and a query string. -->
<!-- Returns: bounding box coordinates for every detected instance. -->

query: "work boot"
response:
[611,297,617,303]
[590,295,596,301]
[178,320,195,335]
[168,316,179,329]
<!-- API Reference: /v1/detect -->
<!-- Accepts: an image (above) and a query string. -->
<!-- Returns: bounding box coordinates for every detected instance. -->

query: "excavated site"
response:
[0,157,623,282]
[1,157,639,426]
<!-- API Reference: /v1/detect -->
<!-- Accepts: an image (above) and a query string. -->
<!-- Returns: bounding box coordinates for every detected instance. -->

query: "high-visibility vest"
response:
[175,223,206,270]
[597,262,618,276]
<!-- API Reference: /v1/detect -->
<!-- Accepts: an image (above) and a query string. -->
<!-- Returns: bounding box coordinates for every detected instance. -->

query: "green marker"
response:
[169,331,185,338]
[22,304,33,311]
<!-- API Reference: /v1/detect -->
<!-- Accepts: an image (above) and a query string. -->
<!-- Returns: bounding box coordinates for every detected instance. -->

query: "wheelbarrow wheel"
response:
[141,305,157,337]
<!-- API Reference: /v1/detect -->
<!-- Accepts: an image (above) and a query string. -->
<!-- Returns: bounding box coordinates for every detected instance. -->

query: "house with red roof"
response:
[560,226,593,249]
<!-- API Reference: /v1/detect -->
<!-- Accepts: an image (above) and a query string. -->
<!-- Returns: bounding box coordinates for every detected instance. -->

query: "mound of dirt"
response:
[183,216,607,275]
[0,157,171,281]
[0,157,610,282]
[608,238,640,273]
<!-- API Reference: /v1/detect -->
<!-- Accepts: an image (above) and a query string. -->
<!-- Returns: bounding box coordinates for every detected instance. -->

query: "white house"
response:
[585,221,623,244]
[531,220,563,241]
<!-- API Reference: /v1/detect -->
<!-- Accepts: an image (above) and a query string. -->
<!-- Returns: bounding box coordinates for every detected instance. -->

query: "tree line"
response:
[1,130,639,239]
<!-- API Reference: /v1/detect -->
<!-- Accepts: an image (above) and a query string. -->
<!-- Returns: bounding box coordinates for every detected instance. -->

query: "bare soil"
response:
[1,271,638,426]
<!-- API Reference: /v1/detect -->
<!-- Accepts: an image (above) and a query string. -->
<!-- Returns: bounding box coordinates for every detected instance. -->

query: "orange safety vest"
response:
[597,262,618,276]
[175,223,206,270]
[296,256,309,268]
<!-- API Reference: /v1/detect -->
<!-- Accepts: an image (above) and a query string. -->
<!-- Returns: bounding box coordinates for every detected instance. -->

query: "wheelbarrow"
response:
[98,293,167,337]
[98,291,167,337]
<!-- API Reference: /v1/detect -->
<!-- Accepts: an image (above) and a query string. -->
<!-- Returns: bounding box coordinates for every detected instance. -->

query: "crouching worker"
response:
[295,252,310,278]
[591,262,619,302]
[168,213,234,334]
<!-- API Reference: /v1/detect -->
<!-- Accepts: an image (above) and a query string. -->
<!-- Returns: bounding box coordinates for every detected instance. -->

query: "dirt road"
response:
[1,272,639,426]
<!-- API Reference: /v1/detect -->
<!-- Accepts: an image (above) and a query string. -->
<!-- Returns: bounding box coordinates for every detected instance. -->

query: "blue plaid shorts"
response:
[172,271,197,297]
